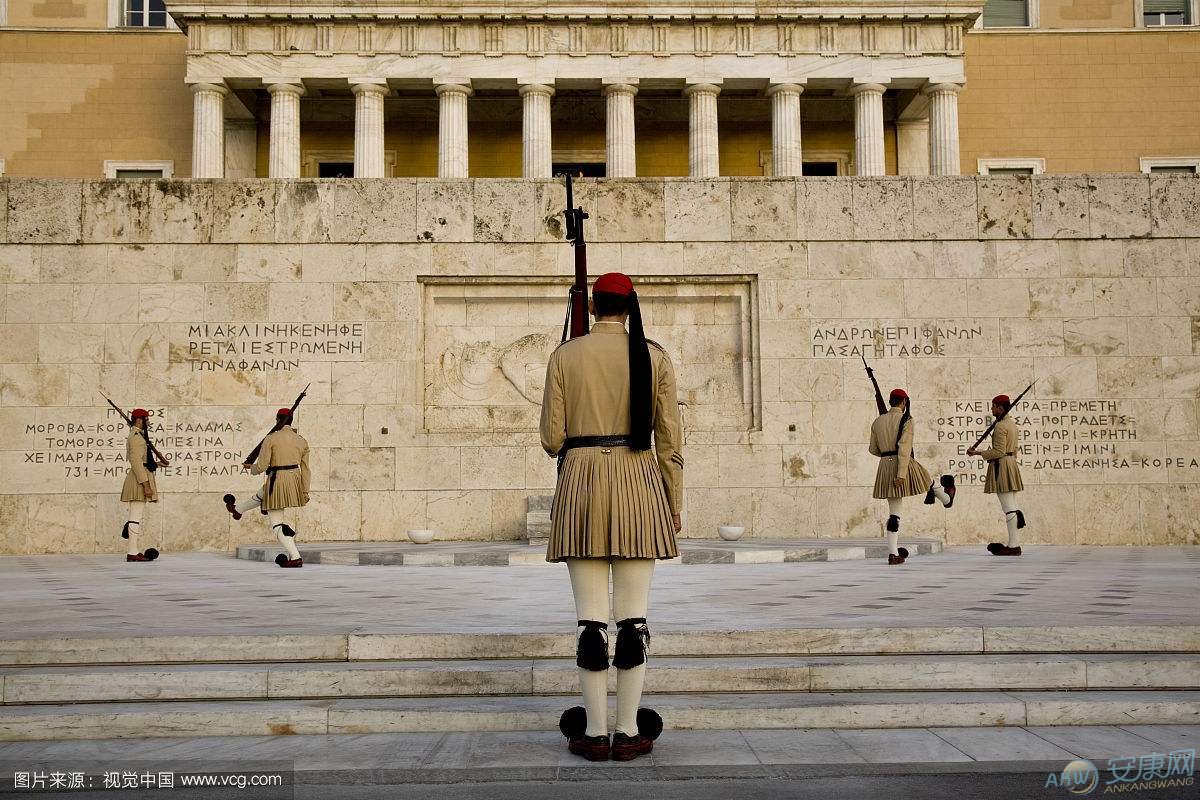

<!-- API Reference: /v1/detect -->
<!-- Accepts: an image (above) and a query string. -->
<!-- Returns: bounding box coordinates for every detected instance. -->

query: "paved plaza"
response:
[3,546,1198,638]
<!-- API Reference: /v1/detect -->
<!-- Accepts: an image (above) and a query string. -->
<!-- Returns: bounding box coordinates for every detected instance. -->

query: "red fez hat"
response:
[593,272,633,296]
[130,408,151,419]
[992,394,1010,405]
[889,388,908,401]
[276,408,293,417]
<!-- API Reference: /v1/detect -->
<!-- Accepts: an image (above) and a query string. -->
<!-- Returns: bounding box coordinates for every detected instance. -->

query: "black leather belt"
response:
[880,450,898,457]
[562,435,632,454]
[557,436,632,472]
[267,464,299,495]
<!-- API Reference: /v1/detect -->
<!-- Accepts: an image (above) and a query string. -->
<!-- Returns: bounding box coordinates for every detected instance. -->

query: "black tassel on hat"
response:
[627,291,653,451]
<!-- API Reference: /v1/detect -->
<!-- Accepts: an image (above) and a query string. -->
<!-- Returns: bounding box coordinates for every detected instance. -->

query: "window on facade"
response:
[1144,0,1191,25]
[115,169,166,179]
[802,162,839,176]
[553,162,606,178]
[1150,165,1198,173]
[125,0,169,28]
[318,162,354,178]
[982,0,1030,27]
[988,167,1035,175]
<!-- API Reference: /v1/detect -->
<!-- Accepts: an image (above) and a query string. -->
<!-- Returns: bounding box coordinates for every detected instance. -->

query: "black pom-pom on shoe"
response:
[897,547,909,559]
[636,708,663,741]
[275,553,289,566]
[143,548,159,561]
[987,542,1002,554]
[559,706,587,739]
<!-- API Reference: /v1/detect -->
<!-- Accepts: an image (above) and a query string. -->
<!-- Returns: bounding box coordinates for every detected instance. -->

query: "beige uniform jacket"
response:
[539,321,683,561]
[120,429,157,502]
[978,415,1025,494]
[250,425,311,510]
[869,406,933,499]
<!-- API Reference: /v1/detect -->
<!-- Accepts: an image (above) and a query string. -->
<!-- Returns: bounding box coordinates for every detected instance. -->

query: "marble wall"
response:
[1,175,1198,554]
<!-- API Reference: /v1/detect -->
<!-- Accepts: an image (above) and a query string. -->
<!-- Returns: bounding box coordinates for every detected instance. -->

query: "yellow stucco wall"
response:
[1038,0,1137,28]
[0,29,192,177]
[960,29,1200,173]
[6,0,109,30]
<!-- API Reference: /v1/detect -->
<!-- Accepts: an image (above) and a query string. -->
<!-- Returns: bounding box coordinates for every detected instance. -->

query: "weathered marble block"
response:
[665,179,732,242]
[6,180,82,244]
[977,177,1032,239]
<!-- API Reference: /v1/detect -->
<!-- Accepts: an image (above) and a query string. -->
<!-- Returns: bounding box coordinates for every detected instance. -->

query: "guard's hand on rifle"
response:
[672,514,682,534]
[241,463,253,472]
[156,458,170,468]
[966,447,978,457]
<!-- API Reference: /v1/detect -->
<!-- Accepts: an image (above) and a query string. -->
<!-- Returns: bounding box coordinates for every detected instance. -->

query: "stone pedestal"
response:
[519,83,555,179]
[685,82,722,178]
[767,82,805,177]
[851,82,888,177]
[189,82,227,179]
[267,81,305,179]
[603,79,638,178]
[351,79,388,179]
[436,81,473,179]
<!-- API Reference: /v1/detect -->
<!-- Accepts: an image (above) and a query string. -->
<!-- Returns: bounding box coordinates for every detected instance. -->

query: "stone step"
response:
[4,625,1198,667]
[233,537,945,567]
[2,690,1198,741]
[4,654,1199,705]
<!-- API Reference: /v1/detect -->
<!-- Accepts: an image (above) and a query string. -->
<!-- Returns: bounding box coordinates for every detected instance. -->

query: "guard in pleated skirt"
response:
[540,272,683,762]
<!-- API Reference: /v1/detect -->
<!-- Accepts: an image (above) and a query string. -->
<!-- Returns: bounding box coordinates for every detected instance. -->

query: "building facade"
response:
[1,1,1198,178]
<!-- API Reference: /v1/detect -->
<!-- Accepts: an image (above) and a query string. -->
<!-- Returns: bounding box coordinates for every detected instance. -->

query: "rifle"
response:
[243,383,310,466]
[100,391,170,469]
[969,380,1037,452]
[861,353,887,416]
[559,172,590,343]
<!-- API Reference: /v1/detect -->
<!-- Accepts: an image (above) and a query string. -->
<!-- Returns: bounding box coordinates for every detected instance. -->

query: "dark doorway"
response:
[802,162,839,176]
[553,162,606,178]
[318,162,355,178]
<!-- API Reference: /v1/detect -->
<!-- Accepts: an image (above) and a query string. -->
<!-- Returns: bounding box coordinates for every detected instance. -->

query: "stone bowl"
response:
[406,529,436,545]
[717,525,745,541]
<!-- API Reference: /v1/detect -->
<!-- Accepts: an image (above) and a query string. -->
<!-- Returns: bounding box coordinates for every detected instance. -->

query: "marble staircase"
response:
[2,626,1197,741]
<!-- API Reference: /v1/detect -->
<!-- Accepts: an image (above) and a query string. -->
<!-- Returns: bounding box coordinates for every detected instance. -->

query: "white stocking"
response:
[886,497,902,556]
[126,500,145,556]
[270,509,300,561]
[930,481,950,506]
[998,492,1020,547]
[612,558,654,737]
[567,558,611,738]
[236,491,263,515]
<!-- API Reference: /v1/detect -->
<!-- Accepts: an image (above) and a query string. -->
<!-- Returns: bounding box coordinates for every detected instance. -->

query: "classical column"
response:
[189,82,227,179]
[603,79,638,178]
[684,81,721,178]
[923,82,963,176]
[519,82,555,179]
[436,81,473,179]
[850,81,888,177]
[351,79,388,178]
[267,80,305,179]
[767,81,805,177]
